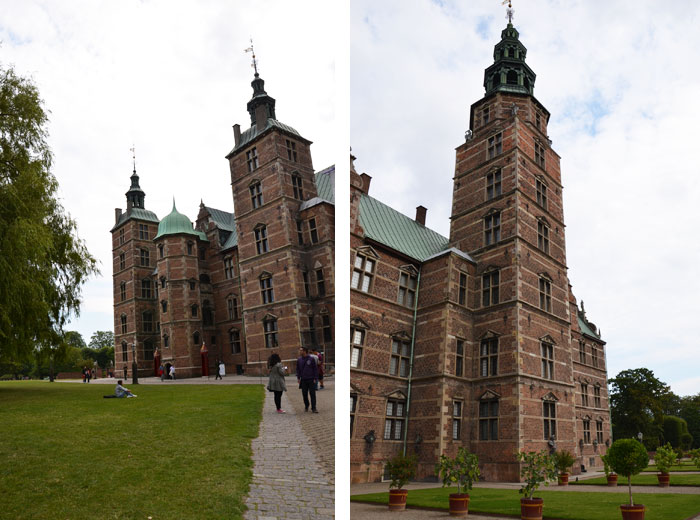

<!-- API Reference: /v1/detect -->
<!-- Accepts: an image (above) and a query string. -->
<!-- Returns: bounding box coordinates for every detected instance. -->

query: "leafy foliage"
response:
[601,453,614,476]
[655,443,677,474]
[690,448,700,469]
[385,453,417,490]
[663,415,691,448]
[0,65,98,364]
[88,330,114,350]
[554,450,576,473]
[517,450,558,500]
[606,438,649,506]
[435,447,480,495]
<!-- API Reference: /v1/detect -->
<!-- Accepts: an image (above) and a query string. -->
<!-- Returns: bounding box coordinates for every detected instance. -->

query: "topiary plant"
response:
[601,453,615,476]
[655,443,676,474]
[517,450,558,500]
[435,447,481,495]
[385,453,417,490]
[606,438,649,506]
[554,450,576,474]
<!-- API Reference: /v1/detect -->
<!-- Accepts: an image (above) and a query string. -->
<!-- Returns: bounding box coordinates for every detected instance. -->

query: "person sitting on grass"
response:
[115,380,137,398]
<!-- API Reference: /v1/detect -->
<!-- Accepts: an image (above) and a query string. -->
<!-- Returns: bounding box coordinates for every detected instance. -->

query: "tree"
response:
[678,394,700,449]
[0,64,98,364]
[65,331,87,350]
[88,330,114,350]
[609,368,673,445]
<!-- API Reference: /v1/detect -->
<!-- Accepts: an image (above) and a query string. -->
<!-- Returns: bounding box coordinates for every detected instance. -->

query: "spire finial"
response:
[130,144,136,174]
[244,38,259,77]
[502,0,514,24]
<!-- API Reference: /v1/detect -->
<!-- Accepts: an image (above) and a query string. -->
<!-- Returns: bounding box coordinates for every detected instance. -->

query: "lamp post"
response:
[131,341,138,385]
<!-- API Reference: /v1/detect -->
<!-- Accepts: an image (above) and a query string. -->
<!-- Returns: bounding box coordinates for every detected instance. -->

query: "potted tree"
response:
[602,453,618,486]
[690,448,700,469]
[435,447,481,517]
[385,453,417,511]
[554,450,575,486]
[517,450,558,520]
[606,438,649,520]
[654,443,675,487]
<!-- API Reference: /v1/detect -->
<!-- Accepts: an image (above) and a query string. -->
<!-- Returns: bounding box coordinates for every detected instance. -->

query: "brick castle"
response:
[112,72,334,378]
[350,21,611,482]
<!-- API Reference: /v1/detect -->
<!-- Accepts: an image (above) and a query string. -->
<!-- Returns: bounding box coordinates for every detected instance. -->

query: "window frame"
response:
[350,327,364,368]
[383,398,406,441]
[259,274,274,304]
[484,211,501,246]
[452,400,463,440]
[480,337,498,377]
[254,225,269,254]
[487,132,503,159]
[292,172,304,199]
[536,178,548,209]
[308,218,318,244]
[398,270,417,308]
[389,338,411,378]
[486,168,502,200]
[479,398,499,441]
[541,342,554,380]
[543,401,556,440]
[482,271,500,307]
[263,318,278,348]
[351,253,375,293]
[250,181,263,209]
[246,147,259,172]
[537,220,550,254]
[455,339,464,377]
[539,277,552,312]
[458,272,467,306]
[230,328,242,354]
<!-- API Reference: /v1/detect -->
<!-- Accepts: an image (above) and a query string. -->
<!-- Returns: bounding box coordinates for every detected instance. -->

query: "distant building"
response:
[112,72,334,378]
[350,22,610,482]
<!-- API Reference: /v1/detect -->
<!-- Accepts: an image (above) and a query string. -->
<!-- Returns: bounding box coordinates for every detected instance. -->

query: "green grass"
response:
[574,474,700,486]
[351,487,700,520]
[0,381,263,519]
[646,462,700,473]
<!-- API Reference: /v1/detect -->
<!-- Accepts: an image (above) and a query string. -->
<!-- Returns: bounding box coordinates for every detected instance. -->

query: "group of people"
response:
[157,364,176,381]
[267,347,325,414]
[81,367,95,383]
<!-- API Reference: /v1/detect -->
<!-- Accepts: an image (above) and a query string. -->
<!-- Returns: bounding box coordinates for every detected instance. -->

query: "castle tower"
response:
[111,168,159,378]
[225,71,335,374]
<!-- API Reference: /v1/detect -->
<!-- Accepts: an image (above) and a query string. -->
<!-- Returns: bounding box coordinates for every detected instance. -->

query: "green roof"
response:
[315,166,335,203]
[110,207,159,232]
[359,194,450,261]
[203,206,238,251]
[577,312,601,340]
[227,118,304,156]
[155,201,200,240]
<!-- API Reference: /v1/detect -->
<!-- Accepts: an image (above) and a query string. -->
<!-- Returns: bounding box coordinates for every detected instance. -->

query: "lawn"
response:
[646,462,700,473]
[0,381,263,519]
[574,474,700,486]
[351,487,700,520]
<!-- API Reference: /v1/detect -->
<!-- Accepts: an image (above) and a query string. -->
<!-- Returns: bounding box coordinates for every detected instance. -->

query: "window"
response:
[596,420,604,444]
[594,386,601,408]
[296,221,304,245]
[141,279,152,298]
[535,142,545,168]
[543,401,556,440]
[305,316,317,347]
[482,106,490,125]
[120,315,127,334]
[199,247,205,260]
[250,181,263,209]
[120,282,126,301]
[139,224,149,240]
[398,271,417,307]
[302,271,311,297]
[384,399,406,440]
[458,272,467,305]
[191,304,198,318]
[263,318,278,348]
[292,173,303,199]
[455,339,464,377]
[350,327,364,368]
[351,394,358,437]
[143,340,154,361]
[583,419,591,444]
[143,312,153,333]
[479,399,499,440]
[162,334,169,348]
[193,331,200,345]
[592,347,599,368]
[484,212,501,245]
[537,221,550,254]
[536,179,547,209]
[286,139,298,162]
[486,169,501,200]
[487,132,502,159]
[119,252,125,270]
[482,271,500,306]
[187,242,194,255]
[308,218,318,244]
[254,226,268,254]
[160,277,166,289]
[452,401,462,440]
[121,341,128,363]
[541,342,554,380]
[539,277,551,312]
[246,147,258,172]
[227,297,239,320]
[480,338,498,377]
[189,280,196,290]
[119,228,125,245]
[230,329,241,354]
[322,314,332,342]
[223,257,234,279]
[579,341,586,364]
[140,248,150,267]
[581,383,589,407]
[158,244,164,258]
[389,339,410,378]
[351,254,374,292]
[161,300,167,313]
[260,275,274,304]
[535,112,541,129]
[316,269,326,296]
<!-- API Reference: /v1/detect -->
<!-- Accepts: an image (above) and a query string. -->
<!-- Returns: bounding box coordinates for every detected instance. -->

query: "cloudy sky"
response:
[1,0,336,345]
[351,0,700,396]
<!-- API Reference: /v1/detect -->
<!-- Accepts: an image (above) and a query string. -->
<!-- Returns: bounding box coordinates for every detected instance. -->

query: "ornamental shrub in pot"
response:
[554,450,575,486]
[602,453,618,487]
[606,438,649,520]
[435,447,480,517]
[517,450,558,520]
[385,453,417,511]
[654,443,676,487]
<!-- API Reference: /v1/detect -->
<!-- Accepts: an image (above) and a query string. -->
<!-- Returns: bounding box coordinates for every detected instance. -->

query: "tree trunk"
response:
[628,476,633,506]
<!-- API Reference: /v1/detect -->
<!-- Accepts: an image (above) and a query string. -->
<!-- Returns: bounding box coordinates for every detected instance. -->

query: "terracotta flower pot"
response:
[620,504,646,520]
[606,474,618,487]
[448,493,470,517]
[388,489,408,511]
[558,472,569,486]
[520,497,543,520]
[657,472,670,487]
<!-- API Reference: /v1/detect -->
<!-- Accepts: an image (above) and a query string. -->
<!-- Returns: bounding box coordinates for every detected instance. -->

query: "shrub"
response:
[435,447,480,495]
[655,443,676,474]
[517,450,558,500]
[642,436,659,452]
[601,453,615,476]
[554,450,576,473]
[680,432,694,452]
[606,438,648,506]
[690,448,700,469]
[385,453,417,490]
[663,415,689,448]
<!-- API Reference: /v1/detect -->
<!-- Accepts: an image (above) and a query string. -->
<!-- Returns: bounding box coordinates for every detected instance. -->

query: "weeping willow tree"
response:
[0,64,98,374]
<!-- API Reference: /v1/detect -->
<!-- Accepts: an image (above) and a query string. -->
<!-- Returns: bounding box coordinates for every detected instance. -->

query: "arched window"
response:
[120,281,126,301]
[120,314,127,334]
[187,241,194,255]
[158,244,164,258]
[162,334,169,348]
[193,331,201,345]
[191,304,198,318]
[121,341,128,362]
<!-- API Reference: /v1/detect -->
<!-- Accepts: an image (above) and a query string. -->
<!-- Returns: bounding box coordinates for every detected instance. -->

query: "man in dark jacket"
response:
[296,347,318,413]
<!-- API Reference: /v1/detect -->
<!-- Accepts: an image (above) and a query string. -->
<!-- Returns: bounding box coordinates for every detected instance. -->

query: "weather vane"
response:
[244,38,259,76]
[130,145,136,172]
[502,0,514,24]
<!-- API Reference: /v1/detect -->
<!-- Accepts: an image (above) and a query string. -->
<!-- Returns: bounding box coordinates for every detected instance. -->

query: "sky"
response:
[1,0,336,346]
[351,0,700,397]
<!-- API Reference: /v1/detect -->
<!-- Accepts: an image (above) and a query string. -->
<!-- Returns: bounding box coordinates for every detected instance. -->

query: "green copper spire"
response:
[154,199,199,240]
[483,22,536,96]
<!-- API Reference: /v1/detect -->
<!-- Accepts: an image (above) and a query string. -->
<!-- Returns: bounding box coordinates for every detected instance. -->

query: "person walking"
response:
[296,347,318,413]
[267,353,287,413]
[169,365,176,380]
[216,361,225,380]
[313,348,325,389]
[158,364,164,381]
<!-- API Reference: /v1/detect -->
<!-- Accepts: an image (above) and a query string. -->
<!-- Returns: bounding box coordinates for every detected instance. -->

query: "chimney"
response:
[360,173,372,194]
[233,124,241,147]
[415,205,427,226]
[115,208,122,224]
[255,105,267,133]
